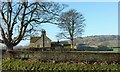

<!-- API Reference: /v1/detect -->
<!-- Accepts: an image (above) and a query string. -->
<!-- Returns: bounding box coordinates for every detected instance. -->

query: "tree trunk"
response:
[6,45,13,52]
[6,45,15,59]
[71,39,74,48]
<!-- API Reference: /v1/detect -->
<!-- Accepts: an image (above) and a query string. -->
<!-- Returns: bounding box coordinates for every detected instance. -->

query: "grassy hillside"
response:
[75,35,119,47]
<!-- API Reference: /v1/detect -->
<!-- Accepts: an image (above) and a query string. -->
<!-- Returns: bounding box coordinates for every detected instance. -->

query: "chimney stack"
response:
[41,29,46,48]
[41,29,46,36]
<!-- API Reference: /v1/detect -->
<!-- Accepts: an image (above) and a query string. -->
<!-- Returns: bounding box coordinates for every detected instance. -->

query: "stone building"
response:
[30,30,51,48]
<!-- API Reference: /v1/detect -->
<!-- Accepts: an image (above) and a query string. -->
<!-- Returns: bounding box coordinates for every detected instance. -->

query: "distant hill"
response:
[74,35,118,47]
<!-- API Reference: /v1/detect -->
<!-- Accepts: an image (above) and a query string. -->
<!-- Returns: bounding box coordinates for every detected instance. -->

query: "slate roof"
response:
[30,36,51,43]
[30,37,41,43]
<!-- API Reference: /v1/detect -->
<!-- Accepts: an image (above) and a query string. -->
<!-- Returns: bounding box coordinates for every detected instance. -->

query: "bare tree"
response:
[56,9,85,48]
[0,0,66,51]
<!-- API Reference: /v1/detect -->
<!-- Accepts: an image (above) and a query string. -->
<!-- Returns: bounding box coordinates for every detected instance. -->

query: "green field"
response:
[112,48,120,52]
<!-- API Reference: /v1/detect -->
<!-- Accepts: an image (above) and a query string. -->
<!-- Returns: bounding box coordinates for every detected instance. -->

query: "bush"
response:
[2,51,120,64]
[2,60,120,71]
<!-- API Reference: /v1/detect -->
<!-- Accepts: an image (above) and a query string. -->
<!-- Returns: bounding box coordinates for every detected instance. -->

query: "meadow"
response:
[112,48,120,52]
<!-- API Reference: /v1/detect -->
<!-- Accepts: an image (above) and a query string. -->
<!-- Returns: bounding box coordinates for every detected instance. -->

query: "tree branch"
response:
[11,3,23,32]
[0,24,8,44]
[0,39,4,43]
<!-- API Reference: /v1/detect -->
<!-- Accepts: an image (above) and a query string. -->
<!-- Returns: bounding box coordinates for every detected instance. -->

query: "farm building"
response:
[30,30,51,48]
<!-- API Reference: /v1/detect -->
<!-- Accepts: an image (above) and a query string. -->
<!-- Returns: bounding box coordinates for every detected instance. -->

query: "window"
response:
[45,40,49,44]
[37,45,39,48]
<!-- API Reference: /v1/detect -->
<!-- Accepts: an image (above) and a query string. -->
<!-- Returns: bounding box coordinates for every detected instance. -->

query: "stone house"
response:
[30,30,51,48]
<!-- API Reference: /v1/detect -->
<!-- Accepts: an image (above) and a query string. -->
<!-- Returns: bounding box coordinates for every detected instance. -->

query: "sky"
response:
[48,0,119,2]
[39,2,118,40]
[0,1,118,46]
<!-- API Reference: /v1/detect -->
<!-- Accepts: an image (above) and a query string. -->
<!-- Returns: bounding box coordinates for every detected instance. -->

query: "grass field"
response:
[112,48,120,52]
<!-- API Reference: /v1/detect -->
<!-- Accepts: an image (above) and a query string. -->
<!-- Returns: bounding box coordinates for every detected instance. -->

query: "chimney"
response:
[41,29,46,48]
[41,30,46,36]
